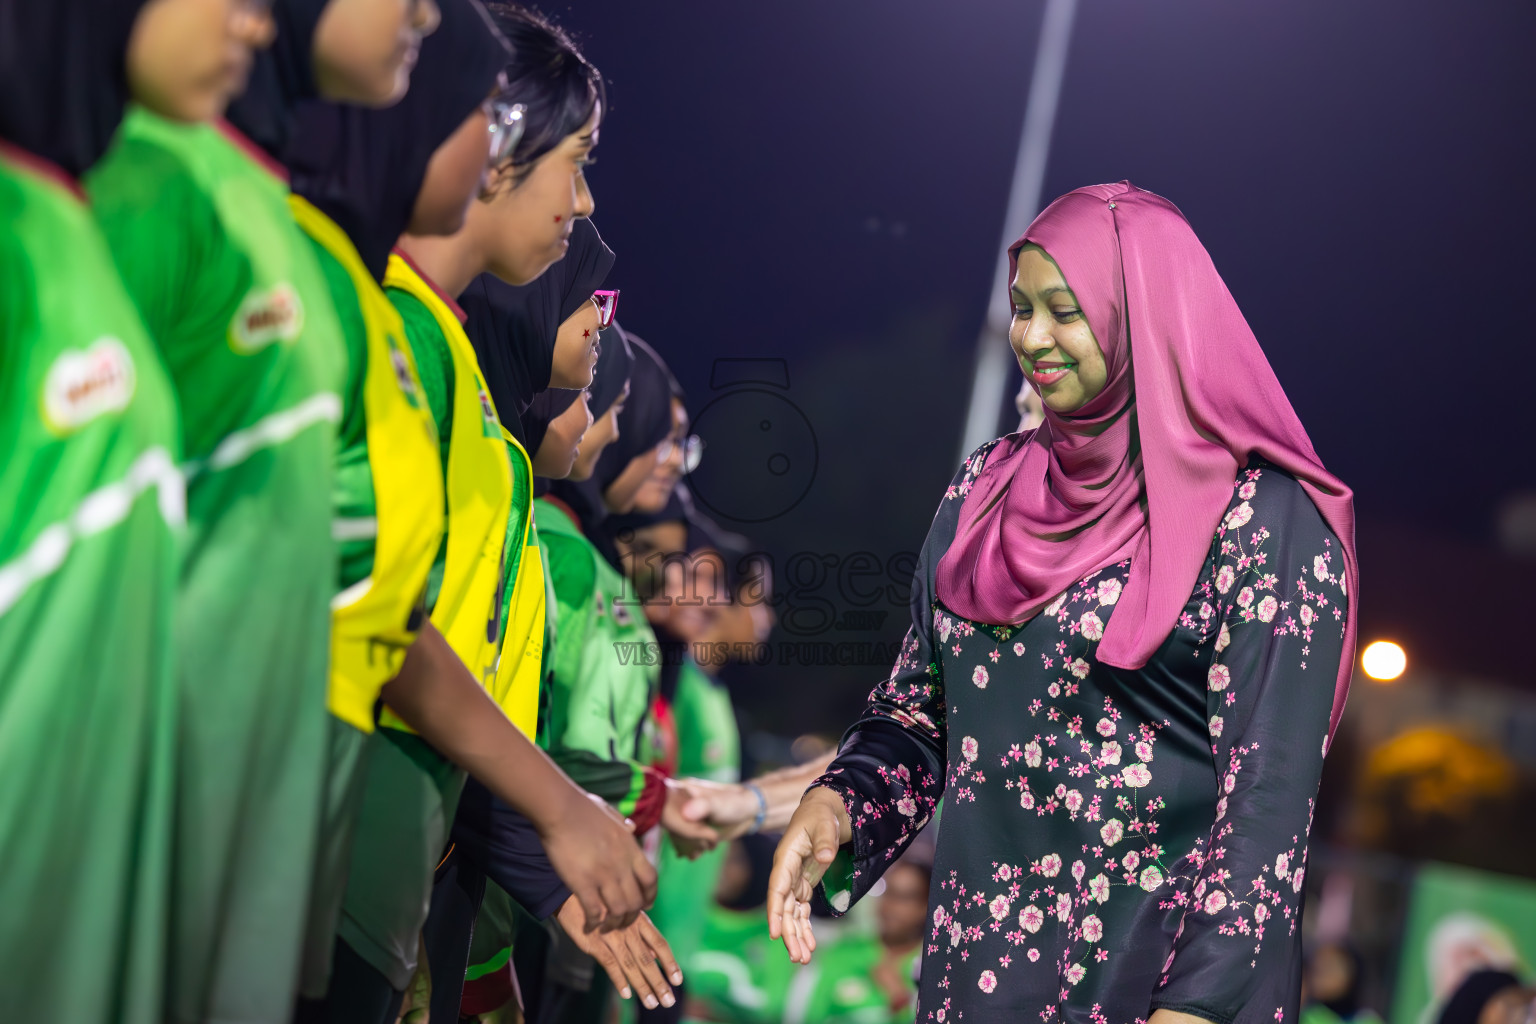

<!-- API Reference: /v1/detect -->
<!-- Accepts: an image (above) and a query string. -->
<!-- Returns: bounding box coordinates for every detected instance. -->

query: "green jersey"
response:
[0,146,180,1024]
[87,112,345,1024]
[536,496,663,817]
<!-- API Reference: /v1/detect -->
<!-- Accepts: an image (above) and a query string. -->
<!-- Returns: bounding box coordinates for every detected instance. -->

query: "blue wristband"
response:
[746,782,768,834]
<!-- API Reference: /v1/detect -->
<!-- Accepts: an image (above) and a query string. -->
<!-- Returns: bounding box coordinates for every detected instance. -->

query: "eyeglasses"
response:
[657,434,704,473]
[484,97,526,168]
[592,290,620,330]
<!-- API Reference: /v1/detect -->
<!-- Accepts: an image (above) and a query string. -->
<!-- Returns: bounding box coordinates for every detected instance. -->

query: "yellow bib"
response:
[490,427,546,739]
[289,195,444,734]
[382,254,523,730]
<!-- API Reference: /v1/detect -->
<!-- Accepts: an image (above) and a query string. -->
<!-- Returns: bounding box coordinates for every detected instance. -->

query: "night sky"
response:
[545,0,1536,732]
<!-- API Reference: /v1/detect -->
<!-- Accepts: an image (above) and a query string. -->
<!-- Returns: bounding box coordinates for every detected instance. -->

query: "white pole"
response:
[957,0,1078,462]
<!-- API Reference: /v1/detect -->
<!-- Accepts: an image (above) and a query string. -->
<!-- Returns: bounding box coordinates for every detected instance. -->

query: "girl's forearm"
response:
[382,621,576,829]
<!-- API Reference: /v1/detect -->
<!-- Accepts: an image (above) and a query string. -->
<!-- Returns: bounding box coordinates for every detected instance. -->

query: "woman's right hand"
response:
[766,786,851,964]
[539,789,658,933]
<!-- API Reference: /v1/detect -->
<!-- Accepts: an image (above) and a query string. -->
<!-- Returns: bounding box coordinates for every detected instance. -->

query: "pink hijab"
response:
[934,182,1357,739]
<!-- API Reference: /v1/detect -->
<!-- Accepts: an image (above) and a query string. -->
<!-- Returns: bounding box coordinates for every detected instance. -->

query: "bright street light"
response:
[1361,640,1407,682]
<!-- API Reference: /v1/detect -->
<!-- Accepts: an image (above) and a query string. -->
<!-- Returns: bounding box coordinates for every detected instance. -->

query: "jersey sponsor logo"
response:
[41,337,137,435]
[612,597,634,627]
[477,385,501,438]
[229,281,304,353]
[388,344,421,406]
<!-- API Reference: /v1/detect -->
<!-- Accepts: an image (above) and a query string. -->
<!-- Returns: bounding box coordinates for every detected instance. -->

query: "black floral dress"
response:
[813,445,1348,1024]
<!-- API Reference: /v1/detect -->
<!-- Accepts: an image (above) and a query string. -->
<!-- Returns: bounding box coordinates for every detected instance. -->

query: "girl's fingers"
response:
[638,916,685,987]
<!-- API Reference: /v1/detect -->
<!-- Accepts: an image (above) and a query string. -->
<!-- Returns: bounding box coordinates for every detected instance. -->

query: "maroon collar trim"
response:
[0,140,86,201]
[540,495,584,535]
[391,246,468,324]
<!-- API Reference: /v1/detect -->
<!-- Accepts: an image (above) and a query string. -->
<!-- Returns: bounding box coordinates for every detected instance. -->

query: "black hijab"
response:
[603,486,690,539]
[1438,971,1524,1024]
[0,0,150,177]
[522,389,582,459]
[591,331,675,488]
[588,319,634,422]
[530,319,633,500]
[223,0,329,163]
[287,0,509,281]
[463,217,616,444]
[548,327,675,545]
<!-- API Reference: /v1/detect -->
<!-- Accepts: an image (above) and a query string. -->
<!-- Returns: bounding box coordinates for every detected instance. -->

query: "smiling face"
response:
[1009,244,1109,414]
[127,0,275,122]
[549,297,602,389]
[630,398,688,514]
[471,103,600,285]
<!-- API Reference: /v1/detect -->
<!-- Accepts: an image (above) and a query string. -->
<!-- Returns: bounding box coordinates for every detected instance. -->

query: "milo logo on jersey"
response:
[41,337,137,436]
[229,281,304,354]
[476,384,502,439]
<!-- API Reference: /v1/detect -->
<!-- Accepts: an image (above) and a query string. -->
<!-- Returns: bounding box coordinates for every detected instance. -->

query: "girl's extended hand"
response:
[557,897,683,1010]
[540,790,658,933]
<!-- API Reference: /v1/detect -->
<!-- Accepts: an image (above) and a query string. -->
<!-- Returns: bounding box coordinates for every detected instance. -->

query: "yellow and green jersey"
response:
[332,252,524,992]
[286,194,445,999]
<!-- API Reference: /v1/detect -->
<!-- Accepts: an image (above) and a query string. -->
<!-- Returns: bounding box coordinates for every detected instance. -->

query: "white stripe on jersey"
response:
[0,446,183,620]
[185,391,342,479]
[332,517,379,542]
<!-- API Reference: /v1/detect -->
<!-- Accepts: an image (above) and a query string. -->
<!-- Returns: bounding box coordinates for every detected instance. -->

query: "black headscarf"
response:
[603,486,689,539]
[590,331,675,489]
[287,0,510,281]
[587,319,634,422]
[522,388,582,458]
[548,327,675,547]
[0,0,150,177]
[686,503,766,596]
[1438,970,1524,1024]
[531,319,633,499]
[463,217,616,444]
[223,0,329,163]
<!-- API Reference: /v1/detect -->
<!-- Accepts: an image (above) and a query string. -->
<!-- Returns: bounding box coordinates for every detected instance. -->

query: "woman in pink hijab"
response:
[769,182,1357,1024]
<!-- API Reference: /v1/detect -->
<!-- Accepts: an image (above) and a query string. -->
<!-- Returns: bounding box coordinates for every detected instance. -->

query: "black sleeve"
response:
[450,778,571,920]
[811,444,995,915]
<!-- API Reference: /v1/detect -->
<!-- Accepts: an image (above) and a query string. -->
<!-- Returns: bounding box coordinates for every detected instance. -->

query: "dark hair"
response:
[485,4,604,183]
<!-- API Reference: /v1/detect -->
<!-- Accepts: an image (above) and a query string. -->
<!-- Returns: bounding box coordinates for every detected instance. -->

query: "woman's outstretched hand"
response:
[766,786,851,964]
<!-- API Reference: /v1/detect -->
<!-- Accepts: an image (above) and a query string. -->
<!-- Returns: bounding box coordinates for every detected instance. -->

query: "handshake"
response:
[660,753,837,858]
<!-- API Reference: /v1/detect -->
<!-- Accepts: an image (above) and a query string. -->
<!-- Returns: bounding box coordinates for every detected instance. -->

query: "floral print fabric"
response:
[814,447,1347,1024]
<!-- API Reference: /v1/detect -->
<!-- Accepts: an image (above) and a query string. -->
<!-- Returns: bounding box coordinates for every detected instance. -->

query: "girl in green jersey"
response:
[88,0,442,1019]
[0,3,181,1020]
